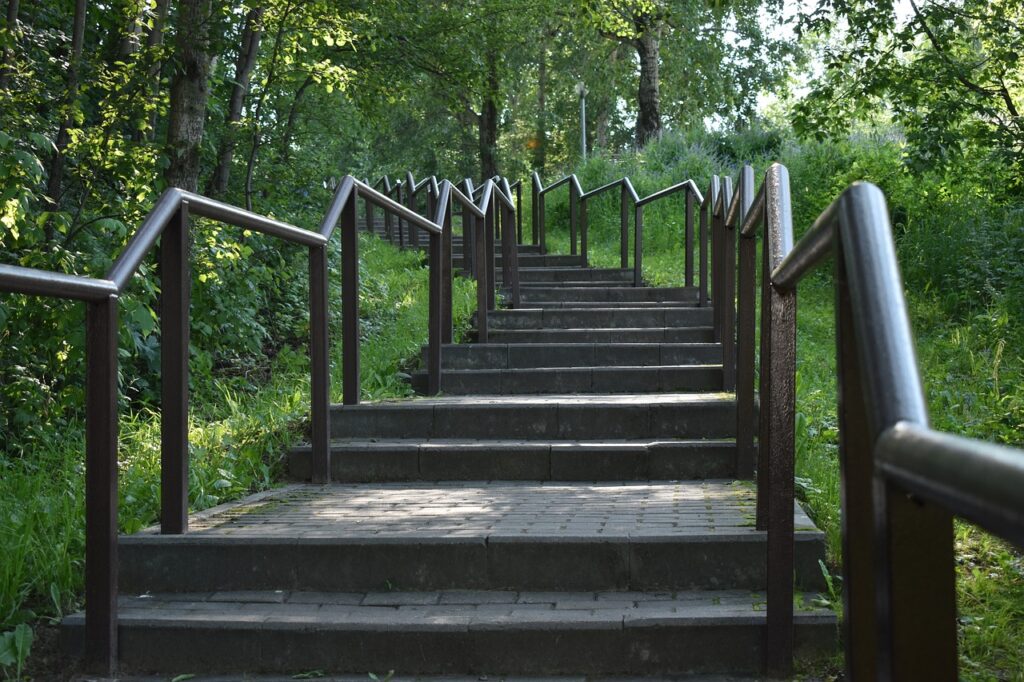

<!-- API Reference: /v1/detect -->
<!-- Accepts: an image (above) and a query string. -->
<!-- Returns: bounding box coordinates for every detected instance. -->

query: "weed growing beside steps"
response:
[538,130,1024,681]
[0,231,476,676]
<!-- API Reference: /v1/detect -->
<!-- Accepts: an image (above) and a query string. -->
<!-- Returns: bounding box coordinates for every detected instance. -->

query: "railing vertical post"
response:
[736,228,757,478]
[633,205,644,287]
[396,183,405,248]
[698,194,709,307]
[762,279,796,677]
[722,176,739,391]
[364,193,373,233]
[475,212,489,342]
[834,244,880,680]
[531,173,540,246]
[501,201,520,307]
[685,189,695,288]
[580,198,589,267]
[308,244,330,484]
[160,202,189,535]
[427,230,442,395]
[539,191,547,255]
[461,179,475,277]
[441,191,454,343]
[383,178,394,241]
[341,188,360,405]
[84,293,119,675]
[516,180,523,244]
[620,183,629,269]
[569,180,578,257]
[485,196,496,310]
[407,172,420,250]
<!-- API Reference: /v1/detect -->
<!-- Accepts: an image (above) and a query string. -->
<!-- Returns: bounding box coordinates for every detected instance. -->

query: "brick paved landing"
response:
[130,480,819,540]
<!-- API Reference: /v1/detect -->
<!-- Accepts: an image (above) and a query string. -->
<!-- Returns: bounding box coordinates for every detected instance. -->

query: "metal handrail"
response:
[729,167,1024,678]
[0,188,341,674]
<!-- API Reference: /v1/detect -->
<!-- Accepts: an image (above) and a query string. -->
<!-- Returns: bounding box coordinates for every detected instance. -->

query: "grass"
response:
[0,230,476,677]
[537,134,1024,681]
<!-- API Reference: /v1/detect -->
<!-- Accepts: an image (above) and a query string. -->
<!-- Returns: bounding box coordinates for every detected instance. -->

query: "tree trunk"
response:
[478,50,499,180]
[244,1,293,211]
[594,45,619,150]
[44,0,86,236]
[0,0,20,90]
[634,23,662,148]
[532,42,547,170]
[208,6,263,196]
[136,0,170,142]
[165,0,214,192]
[278,73,313,162]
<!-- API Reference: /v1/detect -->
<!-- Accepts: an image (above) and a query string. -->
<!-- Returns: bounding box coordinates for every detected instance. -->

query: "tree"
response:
[796,0,1024,180]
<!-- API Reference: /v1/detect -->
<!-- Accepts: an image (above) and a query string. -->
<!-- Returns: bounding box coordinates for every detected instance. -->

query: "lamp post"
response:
[575,81,588,161]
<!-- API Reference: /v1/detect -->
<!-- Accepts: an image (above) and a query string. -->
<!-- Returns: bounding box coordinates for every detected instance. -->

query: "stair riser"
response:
[329,400,735,440]
[288,442,737,482]
[454,255,582,268]
[410,367,722,394]
[487,328,715,343]
[488,308,714,330]
[515,269,633,282]
[424,343,721,369]
[520,287,698,303]
[118,535,827,594]
[63,620,835,676]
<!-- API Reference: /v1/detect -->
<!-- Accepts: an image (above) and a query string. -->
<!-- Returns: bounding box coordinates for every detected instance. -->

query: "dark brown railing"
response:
[725,163,1024,678]
[0,189,336,673]
[532,172,705,293]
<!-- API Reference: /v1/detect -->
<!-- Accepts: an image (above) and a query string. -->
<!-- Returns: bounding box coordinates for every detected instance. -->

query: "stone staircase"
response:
[62,219,836,677]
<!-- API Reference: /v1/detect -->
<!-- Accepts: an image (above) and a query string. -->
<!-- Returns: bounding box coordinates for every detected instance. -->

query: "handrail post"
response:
[834,243,880,680]
[461,181,475,277]
[407,183,420,250]
[685,189,695,288]
[699,192,709,307]
[341,187,360,405]
[736,230,757,478]
[762,275,797,676]
[383,179,394,241]
[485,197,497,310]
[427,229,442,395]
[396,183,405,248]
[308,244,330,483]
[160,201,189,534]
[501,200,520,307]
[620,183,629,268]
[722,178,737,390]
[580,197,589,267]
[531,174,540,246]
[84,293,119,675]
[569,180,578,257]
[441,191,454,343]
[475,211,489,342]
[634,205,644,287]
[516,180,523,244]
[538,190,547,255]
[364,192,373,233]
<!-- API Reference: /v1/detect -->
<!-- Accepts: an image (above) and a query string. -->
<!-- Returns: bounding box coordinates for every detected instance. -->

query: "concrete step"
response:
[63,589,835,676]
[523,300,698,308]
[486,327,715,344]
[409,365,722,395]
[288,438,737,482]
[520,286,698,303]
[486,307,714,330]
[517,280,635,288]
[425,342,722,369]
[454,254,582,268]
[513,267,634,283]
[111,482,827,594]
[330,393,735,440]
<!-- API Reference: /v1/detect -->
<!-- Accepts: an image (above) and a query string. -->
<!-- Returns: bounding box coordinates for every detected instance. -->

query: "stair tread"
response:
[293,437,737,451]
[122,480,820,542]
[66,588,832,629]
[344,391,733,407]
